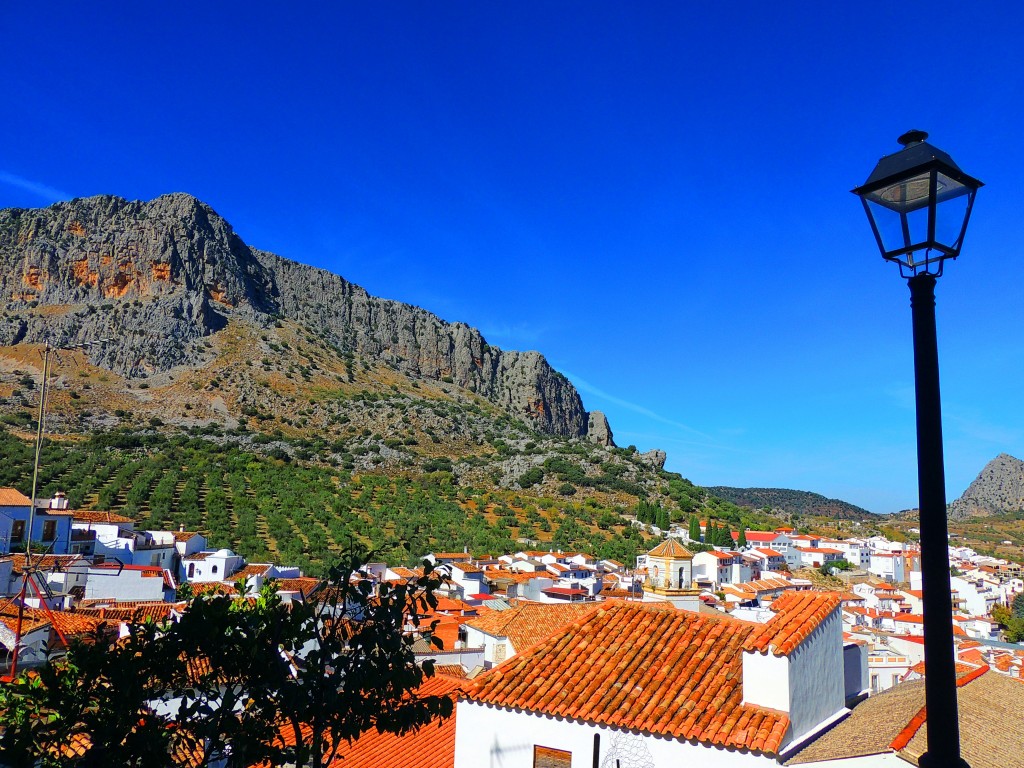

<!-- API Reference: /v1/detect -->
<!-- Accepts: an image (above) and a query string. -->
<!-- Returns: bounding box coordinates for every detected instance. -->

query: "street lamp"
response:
[853,131,982,768]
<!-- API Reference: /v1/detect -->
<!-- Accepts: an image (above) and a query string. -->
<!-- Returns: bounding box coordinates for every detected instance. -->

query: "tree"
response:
[737,527,747,548]
[1012,591,1024,620]
[688,515,701,543]
[0,547,452,768]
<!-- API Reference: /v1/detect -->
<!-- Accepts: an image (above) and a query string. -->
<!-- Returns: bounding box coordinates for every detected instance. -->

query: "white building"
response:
[182,549,245,583]
[453,592,849,768]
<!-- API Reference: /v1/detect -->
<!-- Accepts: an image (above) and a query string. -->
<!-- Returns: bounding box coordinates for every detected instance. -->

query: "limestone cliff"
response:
[949,453,1024,519]
[0,193,594,437]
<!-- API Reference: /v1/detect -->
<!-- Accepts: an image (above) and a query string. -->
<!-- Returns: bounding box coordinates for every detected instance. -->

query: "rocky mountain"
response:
[0,194,605,441]
[705,486,875,520]
[950,453,1024,519]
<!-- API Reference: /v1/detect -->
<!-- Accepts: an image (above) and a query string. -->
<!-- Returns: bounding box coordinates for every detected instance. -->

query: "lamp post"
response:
[853,131,982,768]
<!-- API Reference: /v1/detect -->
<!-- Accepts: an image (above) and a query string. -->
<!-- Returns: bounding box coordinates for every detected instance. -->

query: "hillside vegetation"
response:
[706,486,874,520]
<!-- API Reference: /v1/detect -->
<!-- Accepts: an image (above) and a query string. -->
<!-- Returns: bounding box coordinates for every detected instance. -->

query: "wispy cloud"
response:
[563,370,713,440]
[0,170,70,202]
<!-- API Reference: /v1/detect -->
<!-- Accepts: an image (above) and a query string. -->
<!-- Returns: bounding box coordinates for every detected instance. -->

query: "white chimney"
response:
[49,491,69,510]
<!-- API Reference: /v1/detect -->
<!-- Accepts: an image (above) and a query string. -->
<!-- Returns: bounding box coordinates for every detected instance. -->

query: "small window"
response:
[42,520,57,542]
[534,746,571,768]
[212,564,218,574]
[188,563,195,578]
[11,520,25,542]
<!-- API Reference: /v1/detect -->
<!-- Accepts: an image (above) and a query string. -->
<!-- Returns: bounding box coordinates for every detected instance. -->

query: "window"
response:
[188,563,195,578]
[11,520,25,542]
[871,674,879,694]
[212,564,219,574]
[42,520,57,542]
[534,746,571,768]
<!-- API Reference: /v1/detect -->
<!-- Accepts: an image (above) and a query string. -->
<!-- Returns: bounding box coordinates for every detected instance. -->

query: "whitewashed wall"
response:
[453,702,784,768]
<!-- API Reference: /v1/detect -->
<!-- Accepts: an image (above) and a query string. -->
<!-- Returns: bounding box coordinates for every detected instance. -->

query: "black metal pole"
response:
[909,274,968,768]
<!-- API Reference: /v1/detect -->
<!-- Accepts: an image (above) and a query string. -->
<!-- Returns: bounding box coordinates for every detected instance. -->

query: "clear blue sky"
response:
[2,3,1022,513]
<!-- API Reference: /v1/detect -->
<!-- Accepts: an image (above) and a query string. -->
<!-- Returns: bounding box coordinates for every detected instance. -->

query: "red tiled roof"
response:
[71,509,137,524]
[745,532,781,542]
[755,548,785,557]
[233,564,272,579]
[434,664,467,679]
[744,592,842,657]
[464,601,601,654]
[0,487,31,506]
[75,602,180,622]
[8,554,85,573]
[273,577,320,595]
[171,530,202,542]
[698,550,737,560]
[647,539,694,558]
[465,603,790,754]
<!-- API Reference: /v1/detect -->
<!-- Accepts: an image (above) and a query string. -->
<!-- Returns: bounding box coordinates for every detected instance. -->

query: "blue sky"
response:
[2,3,1022,512]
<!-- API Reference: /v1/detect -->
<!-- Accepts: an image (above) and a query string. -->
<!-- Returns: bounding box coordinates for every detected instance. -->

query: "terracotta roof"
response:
[19,607,106,637]
[75,602,179,622]
[434,664,468,679]
[70,509,135,524]
[183,552,211,561]
[8,553,85,573]
[171,530,201,542]
[233,564,272,579]
[0,487,31,506]
[788,666,1024,768]
[646,539,693,558]
[0,606,50,635]
[465,603,790,754]
[745,532,782,542]
[697,550,737,560]
[464,601,601,654]
[273,577,320,595]
[755,548,785,557]
[744,592,842,656]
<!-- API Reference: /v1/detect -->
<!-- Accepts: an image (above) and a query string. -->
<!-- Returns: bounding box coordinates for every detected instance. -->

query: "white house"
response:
[182,549,245,583]
[692,549,740,589]
[83,563,175,602]
[453,592,849,768]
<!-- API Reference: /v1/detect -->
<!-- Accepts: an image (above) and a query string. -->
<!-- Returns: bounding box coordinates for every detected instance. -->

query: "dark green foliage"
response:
[0,549,453,768]
[688,514,701,542]
[706,486,873,520]
[737,527,747,548]
[518,467,544,487]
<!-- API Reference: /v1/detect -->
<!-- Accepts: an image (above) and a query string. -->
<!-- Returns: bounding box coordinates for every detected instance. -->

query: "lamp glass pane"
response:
[866,199,910,255]
[934,175,971,251]
[865,170,932,214]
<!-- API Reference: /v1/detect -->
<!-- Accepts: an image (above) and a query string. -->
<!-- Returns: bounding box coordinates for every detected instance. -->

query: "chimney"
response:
[49,491,69,510]
[179,524,185,533]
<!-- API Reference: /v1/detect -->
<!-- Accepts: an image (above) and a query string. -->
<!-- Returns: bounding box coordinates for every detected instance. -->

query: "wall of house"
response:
[742,651,790,713]
[843,643,868,704]
[453,702,783,768]
[786,609,846,744]
[84,570,166,602]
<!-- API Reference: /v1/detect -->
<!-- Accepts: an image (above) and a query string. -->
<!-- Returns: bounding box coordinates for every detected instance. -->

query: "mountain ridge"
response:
[950,453,1024,520]
[0,193,604,441]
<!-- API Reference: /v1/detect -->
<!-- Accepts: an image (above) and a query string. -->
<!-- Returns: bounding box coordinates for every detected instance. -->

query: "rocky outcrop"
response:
[586,411,615,447]
[640,449,667,470]
[950,453,1024,519]
[0,194,599,437]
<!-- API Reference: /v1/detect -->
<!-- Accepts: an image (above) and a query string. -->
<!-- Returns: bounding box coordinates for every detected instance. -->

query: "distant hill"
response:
[705,486,874,520]
[950,453,1024,520]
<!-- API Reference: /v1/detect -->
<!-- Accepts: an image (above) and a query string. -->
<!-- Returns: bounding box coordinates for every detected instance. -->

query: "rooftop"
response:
[465,602,790,754]
[463,600,601,654]
[787,666,1024,768]
[647,539,693,558]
